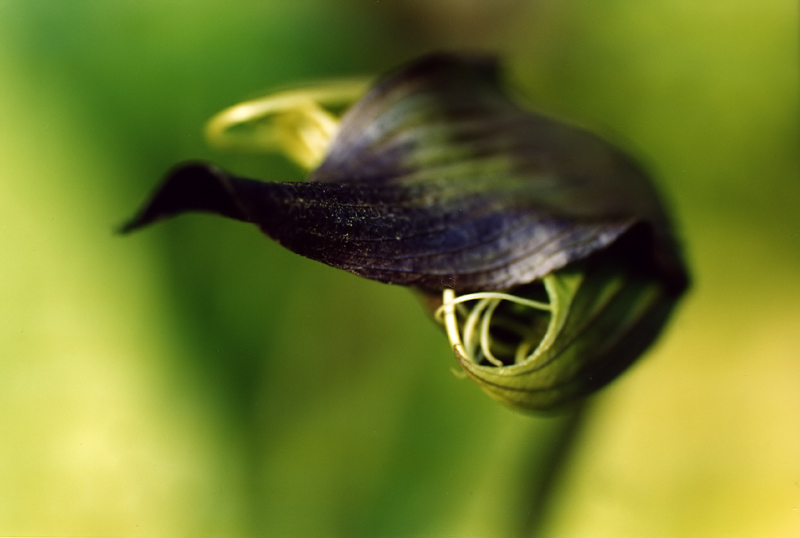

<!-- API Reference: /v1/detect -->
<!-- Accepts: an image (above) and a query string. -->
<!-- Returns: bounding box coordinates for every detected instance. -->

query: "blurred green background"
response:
[1,1,798,536]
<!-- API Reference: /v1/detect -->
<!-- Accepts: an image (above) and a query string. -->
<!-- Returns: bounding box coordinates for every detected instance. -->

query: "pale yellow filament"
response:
[204,78,371,170]
[436,290,552,367]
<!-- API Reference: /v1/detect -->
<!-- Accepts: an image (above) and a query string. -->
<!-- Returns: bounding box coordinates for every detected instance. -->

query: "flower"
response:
[122,52,689,411]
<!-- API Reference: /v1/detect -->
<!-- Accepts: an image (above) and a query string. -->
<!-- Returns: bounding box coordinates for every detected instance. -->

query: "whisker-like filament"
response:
[437,286,553,368]
[204,78,370,169]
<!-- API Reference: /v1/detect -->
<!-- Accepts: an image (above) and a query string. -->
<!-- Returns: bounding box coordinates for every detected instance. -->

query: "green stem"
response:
[516,402,589,538]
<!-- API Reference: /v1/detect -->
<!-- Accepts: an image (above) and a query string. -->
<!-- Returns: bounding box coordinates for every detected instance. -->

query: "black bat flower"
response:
[122,53,689,411]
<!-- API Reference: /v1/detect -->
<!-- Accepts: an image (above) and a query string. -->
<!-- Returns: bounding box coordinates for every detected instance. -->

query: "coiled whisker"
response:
[436,288,552,367]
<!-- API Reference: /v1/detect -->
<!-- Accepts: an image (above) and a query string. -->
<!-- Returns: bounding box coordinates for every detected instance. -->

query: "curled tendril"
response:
[204,78,370,169]
[436,288,552,367]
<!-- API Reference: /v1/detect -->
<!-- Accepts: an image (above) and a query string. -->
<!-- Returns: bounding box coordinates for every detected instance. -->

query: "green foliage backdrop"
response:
[1,1,798,536]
